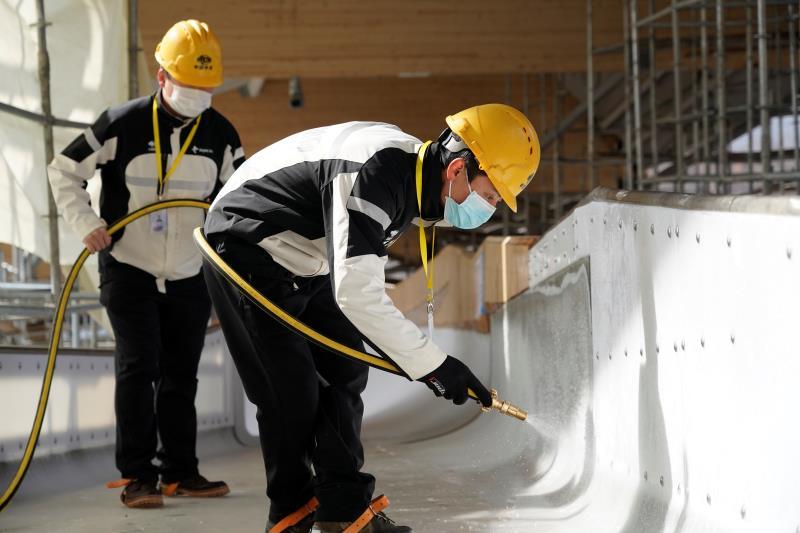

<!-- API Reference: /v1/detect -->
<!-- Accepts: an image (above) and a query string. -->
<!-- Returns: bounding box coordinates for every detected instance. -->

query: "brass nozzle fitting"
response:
[481,389,528,421]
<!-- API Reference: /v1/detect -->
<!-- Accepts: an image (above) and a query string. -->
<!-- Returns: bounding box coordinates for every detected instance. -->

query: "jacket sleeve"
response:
[324,150,447,380]
[48,110,117,240]
[219,120,245,184]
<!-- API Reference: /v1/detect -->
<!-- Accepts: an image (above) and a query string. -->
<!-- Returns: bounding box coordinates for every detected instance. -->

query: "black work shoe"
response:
[266,497,318,533]
[161,474,230,498]
[119,479,163,509]
[313,495,412,533]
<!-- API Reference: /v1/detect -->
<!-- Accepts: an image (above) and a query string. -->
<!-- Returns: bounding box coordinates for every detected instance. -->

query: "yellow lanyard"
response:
[152,97,201,198]
[415,141,436,339]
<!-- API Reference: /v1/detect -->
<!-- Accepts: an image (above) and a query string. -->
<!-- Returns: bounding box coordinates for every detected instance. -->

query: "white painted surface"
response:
[0,329,234,462]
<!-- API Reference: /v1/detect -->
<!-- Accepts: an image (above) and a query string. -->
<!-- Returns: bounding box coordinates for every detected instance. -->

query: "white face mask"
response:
[164,83,212,118]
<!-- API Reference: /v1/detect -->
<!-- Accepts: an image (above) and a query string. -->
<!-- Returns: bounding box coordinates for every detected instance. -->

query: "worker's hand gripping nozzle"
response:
[481,389,528,421]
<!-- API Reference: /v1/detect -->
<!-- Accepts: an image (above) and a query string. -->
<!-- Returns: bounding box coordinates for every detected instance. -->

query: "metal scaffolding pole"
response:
[35,0,62,296]
[648,0,659,182]
[700,5,711,178]
[630,0,645,190]
[746,3,755,190]
[540,74,548,227]
[758,0,772,192]
[790,3,799,178]
[623,0,635,190]
[775,19,785,184]
[128,0,139,99]
[553,74,562,219]
[672,0,685,191]
[691,14,701,180]
[587,0,595,193]
[715,0,728,193]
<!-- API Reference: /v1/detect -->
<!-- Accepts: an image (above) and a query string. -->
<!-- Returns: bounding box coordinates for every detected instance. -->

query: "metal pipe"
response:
[648,0,659,182]
[128,0,139,99]
[672,0,685,191]
[636,0,704,28]
[35,0,62,296]
[715,0,728,193]
[758,0,772,192]
[0,101,90,129]
[790,3,799,178]
[700,4,711,178]
[553,74,562,219]
[624,0,635,190]
[643,171,800,183]
[775,20,785,180]
[691,15,701,181]
[630,0,645,190]
[587,0,595,192]
[746,3,755,190]
[540,74,547,226]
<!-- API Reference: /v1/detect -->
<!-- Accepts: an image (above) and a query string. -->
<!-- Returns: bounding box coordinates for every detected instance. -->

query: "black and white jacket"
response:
[206,122,448,379]
[49,92,244,286]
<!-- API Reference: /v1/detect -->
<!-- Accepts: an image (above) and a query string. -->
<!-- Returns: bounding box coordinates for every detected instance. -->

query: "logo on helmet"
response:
[195,55,213,70]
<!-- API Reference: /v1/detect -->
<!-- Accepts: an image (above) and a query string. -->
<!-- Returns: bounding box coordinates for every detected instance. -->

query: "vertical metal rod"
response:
[587,0,595,193]
[701,5,711,178]
[503,74,512,235]
[71,312,80,348]
[523,72,530,229]
[746,3,755,190]
[553,75,562,219]
[630,0,644,191]
[758,0,772,192]
[623,0,635,190]
[540,74,548,226]
[35,0,62,296]
[672,0,685,191]
[90,317,98,348]
[776,21,785,181]
[691,14,701,179]
[715,0,728,193]
[648,0,659,184]
[128,0,139,99]
[790,3,799,178]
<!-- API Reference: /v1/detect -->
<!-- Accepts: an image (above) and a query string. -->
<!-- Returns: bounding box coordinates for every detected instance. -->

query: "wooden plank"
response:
[138,0,625,78]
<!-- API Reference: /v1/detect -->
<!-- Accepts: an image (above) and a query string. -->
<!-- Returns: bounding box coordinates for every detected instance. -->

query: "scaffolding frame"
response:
[587,0,800,195]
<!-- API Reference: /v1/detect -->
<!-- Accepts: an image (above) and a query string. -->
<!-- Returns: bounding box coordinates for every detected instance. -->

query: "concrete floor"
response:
[1,437,540,533]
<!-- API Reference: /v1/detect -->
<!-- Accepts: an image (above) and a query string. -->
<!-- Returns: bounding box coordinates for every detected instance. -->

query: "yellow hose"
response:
[0,199,209,512]
[1,198,524,512]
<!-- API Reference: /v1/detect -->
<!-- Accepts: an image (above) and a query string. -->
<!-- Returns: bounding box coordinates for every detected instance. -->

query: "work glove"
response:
[418,355,493,407]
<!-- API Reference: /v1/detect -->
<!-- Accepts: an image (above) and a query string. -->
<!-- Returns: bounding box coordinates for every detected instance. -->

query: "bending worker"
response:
[48,20,244,508]
[202,103,540,533]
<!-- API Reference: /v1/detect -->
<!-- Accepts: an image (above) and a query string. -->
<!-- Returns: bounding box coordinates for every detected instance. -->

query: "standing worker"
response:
[202,104,540,532]
[48,20,245,508]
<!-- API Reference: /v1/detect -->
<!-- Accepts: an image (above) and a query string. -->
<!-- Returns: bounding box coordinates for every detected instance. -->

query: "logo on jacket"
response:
[383,230,400,248]
[147,140,155,152]
[191,146,214,155]
[195,55,213,71]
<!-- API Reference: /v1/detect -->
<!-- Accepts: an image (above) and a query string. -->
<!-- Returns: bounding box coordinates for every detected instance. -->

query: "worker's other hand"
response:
[418,355,493,407]
[82,226,112,253]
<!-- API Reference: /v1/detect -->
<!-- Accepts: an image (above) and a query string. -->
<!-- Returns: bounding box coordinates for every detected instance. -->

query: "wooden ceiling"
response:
[138,0,625,79]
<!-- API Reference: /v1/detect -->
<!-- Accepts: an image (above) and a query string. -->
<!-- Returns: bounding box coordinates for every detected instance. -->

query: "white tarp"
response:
[0,0,128,264]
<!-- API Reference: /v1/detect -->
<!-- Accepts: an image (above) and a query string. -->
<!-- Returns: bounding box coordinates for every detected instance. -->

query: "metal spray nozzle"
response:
[481,389,528,422]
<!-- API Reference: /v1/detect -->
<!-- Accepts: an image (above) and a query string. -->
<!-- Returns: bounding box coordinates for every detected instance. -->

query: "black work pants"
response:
[99,254,211,484]
[202,234,374,523]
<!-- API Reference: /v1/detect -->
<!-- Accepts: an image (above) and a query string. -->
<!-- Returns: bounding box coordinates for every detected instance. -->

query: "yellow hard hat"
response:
[154,20,223,88]
[445,103,540,212]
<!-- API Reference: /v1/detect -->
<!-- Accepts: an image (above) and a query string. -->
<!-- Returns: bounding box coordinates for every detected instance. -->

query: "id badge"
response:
[149,211,167,233]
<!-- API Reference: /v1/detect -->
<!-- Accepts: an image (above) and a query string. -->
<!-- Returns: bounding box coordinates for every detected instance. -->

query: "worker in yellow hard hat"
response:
[48,19,244,509]
[200,103,539,533]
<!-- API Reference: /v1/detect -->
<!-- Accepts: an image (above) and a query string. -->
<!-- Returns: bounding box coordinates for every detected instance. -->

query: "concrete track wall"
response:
[524,189,800,532]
